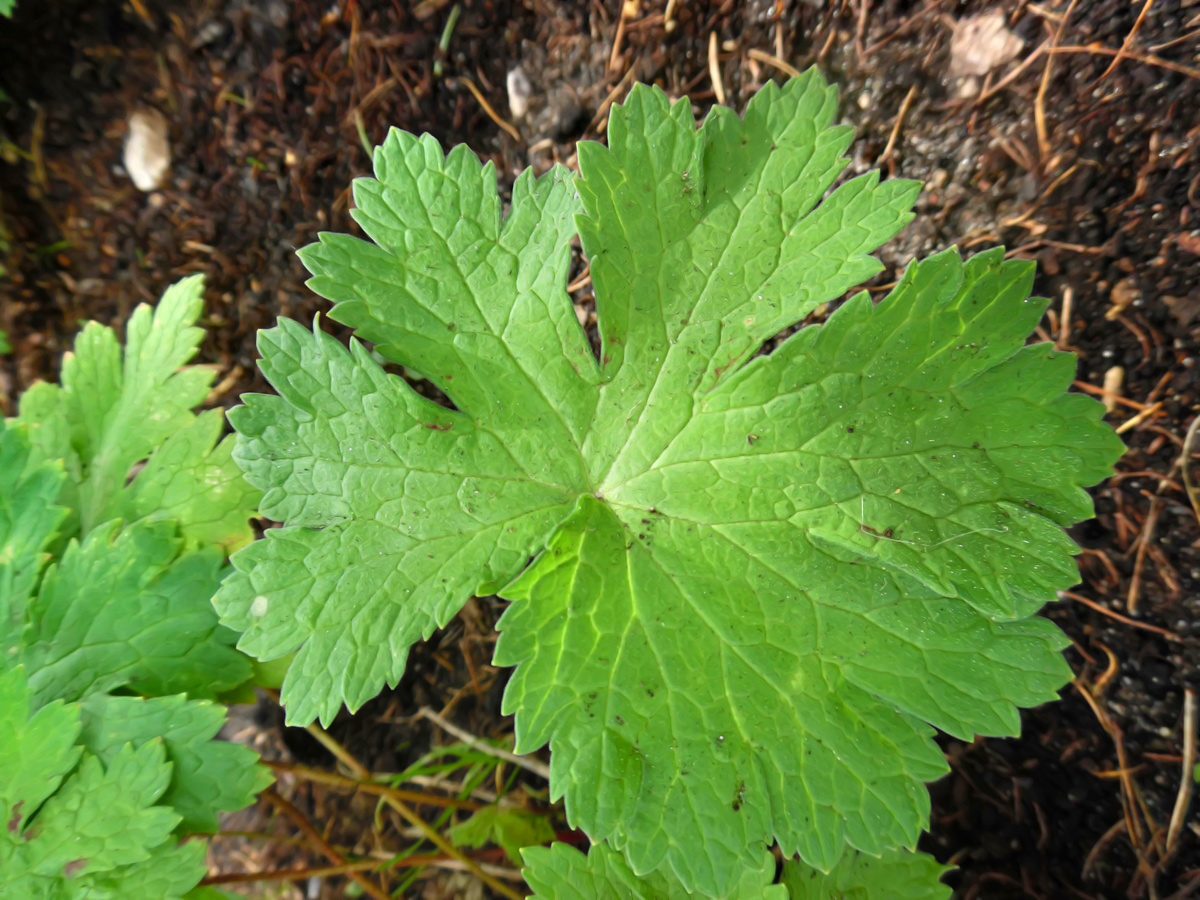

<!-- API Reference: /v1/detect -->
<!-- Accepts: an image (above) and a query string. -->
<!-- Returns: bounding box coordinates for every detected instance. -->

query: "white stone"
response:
[124,108,171,191]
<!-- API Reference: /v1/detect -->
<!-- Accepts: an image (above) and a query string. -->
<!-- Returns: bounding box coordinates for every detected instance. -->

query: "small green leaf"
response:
[448,805,554,865]
[19,519,250,705]
[0,419,67,652]
[16,741,178,878]
[116,409,260,554]
[0,667,258,898]
[0,666,83,845]
[521,842,785,899]
[78,693,272,834]
[781,846,952,899]
[14,275,260,549]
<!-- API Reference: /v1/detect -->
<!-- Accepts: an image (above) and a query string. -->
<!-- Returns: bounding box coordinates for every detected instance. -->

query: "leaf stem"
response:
[264,758,485,810]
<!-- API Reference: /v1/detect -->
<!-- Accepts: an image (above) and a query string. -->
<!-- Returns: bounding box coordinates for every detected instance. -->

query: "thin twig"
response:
[1166,688,1197,856]
[1055,287,1073,350]
[380,784,525,900]
[1116,401,1164,434]
[265,789,390,900]
[457,76,522,142]
[1061,592,1181,642]
[587,62,639,135]
[708,31,726,105]
[972,41,1048,105]
[419,706,552,779]
[306,723,370,778]
[746,47,801,78]
[1035,0,1079,163]
[307,723,525,900]
[1049,43,1200,81]
[879,85,918,167]
[264,759,486,810]
[204,859,391,886]
[1178,414,1200,523]
[1072,378,1147,411]
[1091,0,1156,86]
[1126,494,1162,615]
[1074,682,1147,851]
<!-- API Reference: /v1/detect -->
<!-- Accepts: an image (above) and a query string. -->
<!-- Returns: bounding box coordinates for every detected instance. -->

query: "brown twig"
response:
[879,85,918,170]
[1116,401,1164,435]
[264,759,486,810]
[1060,592,1181,642]
[456,76,522,143]
[747,47,801,79]
[1072,379,1147,412]
[1049,43,1200,81]
[419,706,552,780]
[588,62,639,135]
[971,41,1048,106]
[1090,0,1156,87]
[1074,681,1148,853]
[708,32,726,105]
[1166,688,1197,856]
[204,859,391,886]
[306,722,370,778]
[264,789,390,900]
[1126,494,1162,615]
[306,723,525,900]
[1035,0,1079,164]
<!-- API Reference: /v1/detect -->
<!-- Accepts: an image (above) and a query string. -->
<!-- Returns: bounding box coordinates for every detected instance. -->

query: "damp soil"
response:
[1,1,1198,898]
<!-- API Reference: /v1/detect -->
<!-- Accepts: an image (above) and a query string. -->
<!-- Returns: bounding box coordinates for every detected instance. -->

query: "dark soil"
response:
[1,1,1198,898]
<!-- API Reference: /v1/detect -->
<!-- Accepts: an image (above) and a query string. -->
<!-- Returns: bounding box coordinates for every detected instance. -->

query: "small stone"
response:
[948,11,1025,77]
[123,109,171,192]
[506,66,533,121]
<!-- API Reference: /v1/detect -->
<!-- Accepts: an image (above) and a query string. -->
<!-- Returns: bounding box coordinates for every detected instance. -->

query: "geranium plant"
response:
[214,72,1122,896]
[1,278,269,898]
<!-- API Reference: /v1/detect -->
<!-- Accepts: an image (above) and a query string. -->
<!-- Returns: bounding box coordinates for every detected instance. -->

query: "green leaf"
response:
[0,668,181,887]
[0,328,10,353]
[522,842,785,899]
[78,693,272,834]
[18,518,250,705]
[0,667,257,898]
[215,320,575,724]
[15,275,259,550]
[220,73,1123,896]
[0,419,67,651]
[75,841,210,900]
[0,667,83,847]
[781,846,952,899]
[116,409,260,553]
[448,805,554,865]
[16,741,178,877]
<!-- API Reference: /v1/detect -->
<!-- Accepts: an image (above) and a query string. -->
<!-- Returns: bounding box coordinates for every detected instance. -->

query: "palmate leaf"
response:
[0,667,265,899]
[78,693,272,833]
[15,275,259,553]
[17,518,250,706]
[216,72,1123,895]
